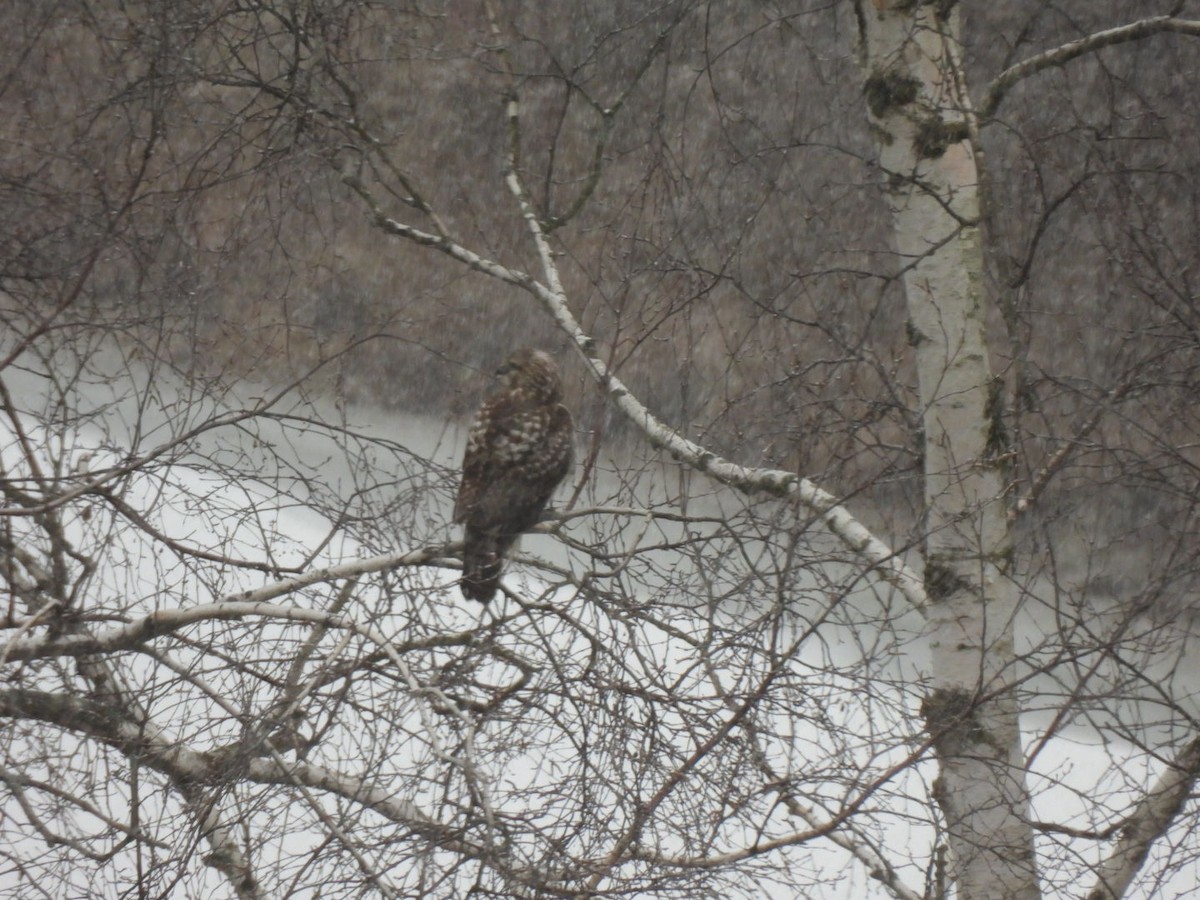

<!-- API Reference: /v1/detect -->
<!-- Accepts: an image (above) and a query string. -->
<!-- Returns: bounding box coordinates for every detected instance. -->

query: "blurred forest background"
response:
[8,0,1199,572]
[0,7,1176,427]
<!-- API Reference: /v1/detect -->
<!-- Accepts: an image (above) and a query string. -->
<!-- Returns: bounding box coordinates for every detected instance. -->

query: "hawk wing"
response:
[453,398,498,524]
[454,397,569,525]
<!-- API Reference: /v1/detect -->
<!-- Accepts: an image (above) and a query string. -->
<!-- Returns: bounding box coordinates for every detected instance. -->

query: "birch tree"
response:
[855,3,1037,894]
[854,4,1200,897]
[3,2,1200,898]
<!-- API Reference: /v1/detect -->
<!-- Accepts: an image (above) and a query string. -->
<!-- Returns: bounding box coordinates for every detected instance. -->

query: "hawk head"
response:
[497,348,565,405]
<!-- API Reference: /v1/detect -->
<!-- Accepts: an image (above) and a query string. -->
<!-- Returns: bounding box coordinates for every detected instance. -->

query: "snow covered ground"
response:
[2,340,1199,898]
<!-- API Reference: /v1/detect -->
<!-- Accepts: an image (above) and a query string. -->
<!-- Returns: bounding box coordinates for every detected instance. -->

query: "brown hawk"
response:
[454,348,573,602]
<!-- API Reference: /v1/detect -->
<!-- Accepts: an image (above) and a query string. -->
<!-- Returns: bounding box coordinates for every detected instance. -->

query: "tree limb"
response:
[1084,735,1200,900]
[981,16,1200,119]
[510,156,929,610]
[1,543,459,662]
[0,687,593,896]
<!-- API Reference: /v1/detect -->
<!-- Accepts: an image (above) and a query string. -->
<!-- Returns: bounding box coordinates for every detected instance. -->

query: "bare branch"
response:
[1085,736,1200,900]
[2,543,458,662]
[981,16,1200,119]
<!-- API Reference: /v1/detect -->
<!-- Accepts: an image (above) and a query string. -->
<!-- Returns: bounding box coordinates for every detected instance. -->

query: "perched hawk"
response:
[454,348,573,602]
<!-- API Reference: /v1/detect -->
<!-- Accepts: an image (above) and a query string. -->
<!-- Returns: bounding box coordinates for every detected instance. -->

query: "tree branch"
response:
[0,686,473,841]
[981,16,1200,119]
[0,687,592,896]
[1084,735,1200,900]
[1,543,459,662]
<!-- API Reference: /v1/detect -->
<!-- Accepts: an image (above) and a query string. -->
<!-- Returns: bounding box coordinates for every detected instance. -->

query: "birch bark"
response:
[853,3,1037,897]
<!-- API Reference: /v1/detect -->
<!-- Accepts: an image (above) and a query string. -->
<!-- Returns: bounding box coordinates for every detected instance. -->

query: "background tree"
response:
[3,2,1200,898]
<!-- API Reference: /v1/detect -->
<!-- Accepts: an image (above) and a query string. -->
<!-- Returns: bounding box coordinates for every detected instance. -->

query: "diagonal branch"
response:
[981,16,1200,119]
[503,107,929,614]
[1084,735,1200,900]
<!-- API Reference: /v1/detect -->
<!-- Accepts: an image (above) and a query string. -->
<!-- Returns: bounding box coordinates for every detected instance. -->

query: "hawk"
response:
[454,348,573,602]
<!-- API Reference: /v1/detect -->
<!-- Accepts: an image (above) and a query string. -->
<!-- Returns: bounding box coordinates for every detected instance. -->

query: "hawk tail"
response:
[461,528,509,603]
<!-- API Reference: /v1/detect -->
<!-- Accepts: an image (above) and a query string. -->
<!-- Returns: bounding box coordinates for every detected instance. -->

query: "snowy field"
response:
[2,340,1199,898]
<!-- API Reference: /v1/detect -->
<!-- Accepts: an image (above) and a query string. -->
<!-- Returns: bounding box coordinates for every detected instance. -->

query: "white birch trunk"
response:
[853,3,1038,897]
